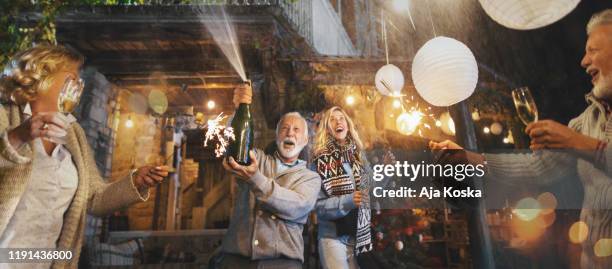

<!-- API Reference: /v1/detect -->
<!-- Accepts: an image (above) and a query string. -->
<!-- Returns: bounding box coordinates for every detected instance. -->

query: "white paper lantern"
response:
[479,0,580,30]
[412,37,478,107]
[490,122,503,135]
[395,240,404,251]
[375,64,405,97]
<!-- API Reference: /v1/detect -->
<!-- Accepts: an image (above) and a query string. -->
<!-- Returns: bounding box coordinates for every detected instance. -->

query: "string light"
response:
[435,120,442,127]
[392,99,402,109]
[346,95,356,106]
[503,137,509,144]
[483,126,490,134]
[207,100,216,110]
[125,115,134,128]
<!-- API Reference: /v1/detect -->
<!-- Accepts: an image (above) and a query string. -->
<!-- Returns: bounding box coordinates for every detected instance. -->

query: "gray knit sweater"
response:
[485,93,611,269]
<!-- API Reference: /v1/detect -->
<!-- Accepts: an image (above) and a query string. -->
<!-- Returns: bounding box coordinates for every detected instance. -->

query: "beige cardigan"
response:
[0,104,148,268]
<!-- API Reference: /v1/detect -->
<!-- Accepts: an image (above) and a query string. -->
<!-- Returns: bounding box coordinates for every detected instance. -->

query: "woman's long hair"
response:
[312,106,364,158]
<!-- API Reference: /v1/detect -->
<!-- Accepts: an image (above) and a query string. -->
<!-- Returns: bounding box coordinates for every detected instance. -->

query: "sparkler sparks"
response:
[203,113,235,158]
[395,97,435,137]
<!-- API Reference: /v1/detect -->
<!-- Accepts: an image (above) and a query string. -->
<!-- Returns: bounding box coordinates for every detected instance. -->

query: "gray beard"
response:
[593,73,612,100]
[276,140,305,160]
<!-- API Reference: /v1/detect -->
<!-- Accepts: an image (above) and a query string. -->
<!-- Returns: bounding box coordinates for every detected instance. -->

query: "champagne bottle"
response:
[228,83,254,165]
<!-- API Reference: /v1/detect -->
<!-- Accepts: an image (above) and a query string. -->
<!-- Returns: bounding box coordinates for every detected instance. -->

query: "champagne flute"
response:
[49,76,84,144]
[58,76,85,115]
[512,87,538,125]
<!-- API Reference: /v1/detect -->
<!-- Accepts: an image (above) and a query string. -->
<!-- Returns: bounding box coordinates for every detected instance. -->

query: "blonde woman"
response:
[0,44,168,268]
[312,106,373,269]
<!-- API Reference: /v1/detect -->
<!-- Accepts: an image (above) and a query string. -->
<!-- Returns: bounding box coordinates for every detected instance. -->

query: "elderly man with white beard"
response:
[430,9,612,269]
[214,84,321,269]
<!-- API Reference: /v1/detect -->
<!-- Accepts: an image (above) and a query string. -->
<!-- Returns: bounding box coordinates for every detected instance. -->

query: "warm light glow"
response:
[346,95,356,106]
[392,99,402,109]
[512,197,541,221]
[594,238,612,257]
[537,211,556,228]
[396,111,423,135]
[472,110,480,121]
[125,116,134,128]
[503,137,509,144]
[511,216,545,241]
[392,0,410,12]
[483,126,490,134]
[435,120,442,127]
[439,112,455,136]
[568,221,589,244]
[207,100,216,110]
[537,192,558,215]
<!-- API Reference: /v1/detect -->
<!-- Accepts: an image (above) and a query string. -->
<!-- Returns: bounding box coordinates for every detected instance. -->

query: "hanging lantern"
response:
[412,37,478,107]
[395,240,404,251]
[375,64,404,97]
[148,89,168,115]
[479,0,580,30]
[439,112,455,136]
[490,122,503,135]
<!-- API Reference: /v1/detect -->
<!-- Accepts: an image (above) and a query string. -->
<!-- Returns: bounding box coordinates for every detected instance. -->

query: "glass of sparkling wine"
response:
[52,77,84,144]
[512,87,538,125]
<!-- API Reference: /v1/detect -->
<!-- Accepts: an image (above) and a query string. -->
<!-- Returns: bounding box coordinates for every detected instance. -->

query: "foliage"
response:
[1,0,292,67]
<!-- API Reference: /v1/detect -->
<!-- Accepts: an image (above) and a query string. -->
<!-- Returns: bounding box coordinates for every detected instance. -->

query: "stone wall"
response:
[76,67,114,177]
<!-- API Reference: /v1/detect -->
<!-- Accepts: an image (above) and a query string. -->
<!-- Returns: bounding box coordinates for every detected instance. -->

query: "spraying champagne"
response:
[228,81,254,165]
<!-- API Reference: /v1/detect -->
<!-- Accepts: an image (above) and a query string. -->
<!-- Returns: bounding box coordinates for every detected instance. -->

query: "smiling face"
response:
[581,25,612,100]
[327,109,349,143]
[276,115,308,163]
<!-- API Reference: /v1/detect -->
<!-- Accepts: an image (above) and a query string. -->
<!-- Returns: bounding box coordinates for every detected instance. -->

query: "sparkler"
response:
[203,113,235,158]
[395,95,435,137]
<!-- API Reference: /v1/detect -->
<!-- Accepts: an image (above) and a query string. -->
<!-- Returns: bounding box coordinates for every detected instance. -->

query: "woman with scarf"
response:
[311,106,373,269]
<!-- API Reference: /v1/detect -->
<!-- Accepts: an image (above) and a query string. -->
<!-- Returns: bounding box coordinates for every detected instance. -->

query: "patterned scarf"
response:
[314,137,372,255]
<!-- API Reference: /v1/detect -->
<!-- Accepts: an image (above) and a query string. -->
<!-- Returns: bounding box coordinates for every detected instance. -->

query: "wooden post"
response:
[449,101,495,269]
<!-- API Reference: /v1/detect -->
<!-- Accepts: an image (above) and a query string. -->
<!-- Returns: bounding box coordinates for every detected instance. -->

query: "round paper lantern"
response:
[490,122,503,135]
[375,64,404,97]
[479,0,580,30]
[148,89,168,115]
[395,240,404,251]
[439,112,455,136]
[412,37,478,107]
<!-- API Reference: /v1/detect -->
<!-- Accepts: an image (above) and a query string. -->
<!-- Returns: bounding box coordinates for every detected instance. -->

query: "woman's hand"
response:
[132,165,170,190]
[7,112,68,148]
[353,191,362,207]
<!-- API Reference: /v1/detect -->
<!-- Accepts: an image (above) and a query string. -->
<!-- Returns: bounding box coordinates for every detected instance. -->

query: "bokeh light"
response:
[568,221,589,244]
[594,238,612,257]
[512,197,541,221]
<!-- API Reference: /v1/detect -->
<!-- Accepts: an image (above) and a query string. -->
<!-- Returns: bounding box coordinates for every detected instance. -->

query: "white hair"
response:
[587,9,612,35]
[275,112,308,138]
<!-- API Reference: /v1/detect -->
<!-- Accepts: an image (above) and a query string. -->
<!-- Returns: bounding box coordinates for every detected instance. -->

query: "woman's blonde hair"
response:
[312,106,364,157]
[1,44,84,104]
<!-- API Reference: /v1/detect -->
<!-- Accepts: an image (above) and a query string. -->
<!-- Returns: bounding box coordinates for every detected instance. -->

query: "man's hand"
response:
[233,83,252,108]
[429,140,485,166]
[526,120,599,151]
[133,165,170,190]
[223,150,259,180]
